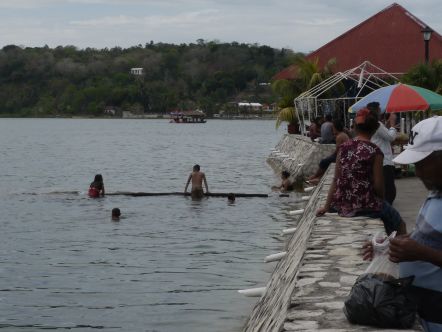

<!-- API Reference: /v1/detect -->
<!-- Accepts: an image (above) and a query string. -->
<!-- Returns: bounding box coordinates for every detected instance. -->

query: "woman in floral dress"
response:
[317,108,406,235]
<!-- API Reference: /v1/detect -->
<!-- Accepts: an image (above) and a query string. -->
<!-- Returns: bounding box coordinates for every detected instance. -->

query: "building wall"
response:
[274,4,442,80]
[307,4,442,74]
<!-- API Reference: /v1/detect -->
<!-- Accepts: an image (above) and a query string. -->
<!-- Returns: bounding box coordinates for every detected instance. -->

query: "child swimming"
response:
[88,174,105,198]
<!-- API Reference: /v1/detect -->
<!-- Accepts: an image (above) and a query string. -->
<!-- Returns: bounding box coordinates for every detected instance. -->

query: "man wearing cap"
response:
[389,116,442,331]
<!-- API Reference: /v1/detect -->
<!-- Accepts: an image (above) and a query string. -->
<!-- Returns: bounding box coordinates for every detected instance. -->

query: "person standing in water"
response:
[89,174,105,197]
[184,164,209,199]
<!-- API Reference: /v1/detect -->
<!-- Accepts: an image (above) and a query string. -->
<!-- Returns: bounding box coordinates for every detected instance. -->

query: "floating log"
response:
[205,192,268,198]
[106,192,268,198]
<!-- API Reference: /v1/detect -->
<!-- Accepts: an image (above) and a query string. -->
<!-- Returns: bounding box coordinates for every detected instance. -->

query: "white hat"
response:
[393,116,442,164]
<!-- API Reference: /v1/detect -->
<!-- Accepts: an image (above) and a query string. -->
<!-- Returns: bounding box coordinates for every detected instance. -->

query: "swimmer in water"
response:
[112,208,121,220]
[89,174,105,198]
[184,164,209,199]
[227,193,236,203]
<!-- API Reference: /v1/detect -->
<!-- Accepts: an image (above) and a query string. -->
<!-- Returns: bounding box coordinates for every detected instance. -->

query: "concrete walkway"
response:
[394,177,428,232]
[243,170,424,332]
[281,174,423,331]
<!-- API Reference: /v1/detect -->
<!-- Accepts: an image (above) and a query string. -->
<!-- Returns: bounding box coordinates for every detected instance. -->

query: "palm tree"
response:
[271,56,339,133]
[294,57,337,90]
[275,107,299,134]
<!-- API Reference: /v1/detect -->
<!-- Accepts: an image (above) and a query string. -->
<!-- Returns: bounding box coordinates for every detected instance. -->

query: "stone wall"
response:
[267,135,335,182]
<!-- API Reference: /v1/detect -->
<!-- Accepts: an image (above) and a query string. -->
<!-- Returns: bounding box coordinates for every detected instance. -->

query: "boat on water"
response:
[169,110,206,123]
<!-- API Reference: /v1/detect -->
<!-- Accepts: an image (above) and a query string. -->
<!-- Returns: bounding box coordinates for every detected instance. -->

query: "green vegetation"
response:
[275,107,298,128]
[402,60,442,94]
[271,57,340,131]
[0,41,299,117]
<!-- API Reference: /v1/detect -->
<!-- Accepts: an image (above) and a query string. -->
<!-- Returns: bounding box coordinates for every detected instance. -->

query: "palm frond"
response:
[275,107,298,129]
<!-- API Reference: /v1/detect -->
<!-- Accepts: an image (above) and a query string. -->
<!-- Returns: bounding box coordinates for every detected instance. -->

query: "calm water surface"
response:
[0,119,298,332]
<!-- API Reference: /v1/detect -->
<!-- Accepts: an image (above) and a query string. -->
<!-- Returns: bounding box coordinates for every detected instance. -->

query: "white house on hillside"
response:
[130,68,143,75]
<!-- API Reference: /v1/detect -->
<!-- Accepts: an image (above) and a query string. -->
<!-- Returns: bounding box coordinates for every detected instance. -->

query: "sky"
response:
[0,0,441,53]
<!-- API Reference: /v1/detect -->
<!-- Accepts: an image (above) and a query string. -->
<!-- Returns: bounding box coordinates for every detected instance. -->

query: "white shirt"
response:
[371,122,397,166]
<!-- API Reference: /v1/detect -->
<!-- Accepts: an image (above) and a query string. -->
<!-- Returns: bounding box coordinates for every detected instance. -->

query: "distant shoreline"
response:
[0,115,276,120]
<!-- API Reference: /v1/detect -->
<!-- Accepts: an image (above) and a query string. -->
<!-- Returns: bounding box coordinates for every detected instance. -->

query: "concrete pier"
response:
[267,135,335,182]
[242,166,424,331]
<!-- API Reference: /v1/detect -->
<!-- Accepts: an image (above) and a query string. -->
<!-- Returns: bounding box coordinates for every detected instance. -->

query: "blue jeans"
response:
[319,152,337,171]
[355,201,403,235]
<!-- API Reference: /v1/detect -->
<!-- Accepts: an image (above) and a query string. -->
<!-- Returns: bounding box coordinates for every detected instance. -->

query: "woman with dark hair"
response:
[316,108,406,235]
[89,174,105,198]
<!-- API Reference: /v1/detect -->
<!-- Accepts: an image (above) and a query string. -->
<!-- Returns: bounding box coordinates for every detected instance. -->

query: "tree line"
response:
[0,41,300,117]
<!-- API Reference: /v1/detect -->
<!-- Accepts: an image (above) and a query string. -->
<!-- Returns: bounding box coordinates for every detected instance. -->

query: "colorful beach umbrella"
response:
[349,83,442,113]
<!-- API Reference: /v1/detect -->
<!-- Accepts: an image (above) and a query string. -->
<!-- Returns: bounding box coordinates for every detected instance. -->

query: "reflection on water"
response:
[0,119,298,332]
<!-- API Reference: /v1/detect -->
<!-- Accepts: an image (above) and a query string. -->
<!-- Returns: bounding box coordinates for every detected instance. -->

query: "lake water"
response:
[0,119,298,332]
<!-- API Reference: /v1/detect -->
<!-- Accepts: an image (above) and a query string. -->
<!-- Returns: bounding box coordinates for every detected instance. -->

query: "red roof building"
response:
[274,3,442,80]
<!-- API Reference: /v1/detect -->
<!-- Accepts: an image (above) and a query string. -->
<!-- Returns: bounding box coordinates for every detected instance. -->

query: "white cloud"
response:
[70,9,220,28]
[0,0,441,51]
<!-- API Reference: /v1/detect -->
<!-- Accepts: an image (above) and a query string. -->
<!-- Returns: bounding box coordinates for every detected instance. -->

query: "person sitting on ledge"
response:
[308,117,322,141]
[364,116,442,331]
[320,114,335,144]
[307,119,349,185]
[316,108,406,235]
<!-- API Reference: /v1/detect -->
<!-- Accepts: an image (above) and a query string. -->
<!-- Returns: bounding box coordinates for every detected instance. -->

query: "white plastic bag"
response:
[344,231,416,328]
[365,231,398,279]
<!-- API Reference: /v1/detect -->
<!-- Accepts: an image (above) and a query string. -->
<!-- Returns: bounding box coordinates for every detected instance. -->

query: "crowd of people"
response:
[87,164,236,220]
[280,106,441,330]
[308,107,441,331]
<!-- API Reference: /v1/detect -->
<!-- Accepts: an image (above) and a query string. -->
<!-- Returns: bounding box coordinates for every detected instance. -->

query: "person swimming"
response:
[111,208,121,220]
[184,164,209,199]
[227,193,236,203]
[89,174,105,198]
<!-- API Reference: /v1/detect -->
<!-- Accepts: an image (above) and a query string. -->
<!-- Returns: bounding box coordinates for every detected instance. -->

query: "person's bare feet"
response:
[306,178,320,185]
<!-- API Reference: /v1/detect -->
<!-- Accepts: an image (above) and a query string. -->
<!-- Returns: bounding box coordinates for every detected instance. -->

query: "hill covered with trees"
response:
[0,41,299,117]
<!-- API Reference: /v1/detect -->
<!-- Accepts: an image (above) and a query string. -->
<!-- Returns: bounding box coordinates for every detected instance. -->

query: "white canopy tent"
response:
[294,61,400,135]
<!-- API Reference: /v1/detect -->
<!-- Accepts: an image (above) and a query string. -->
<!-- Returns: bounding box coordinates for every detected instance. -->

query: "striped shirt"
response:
[400,191,442,331]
